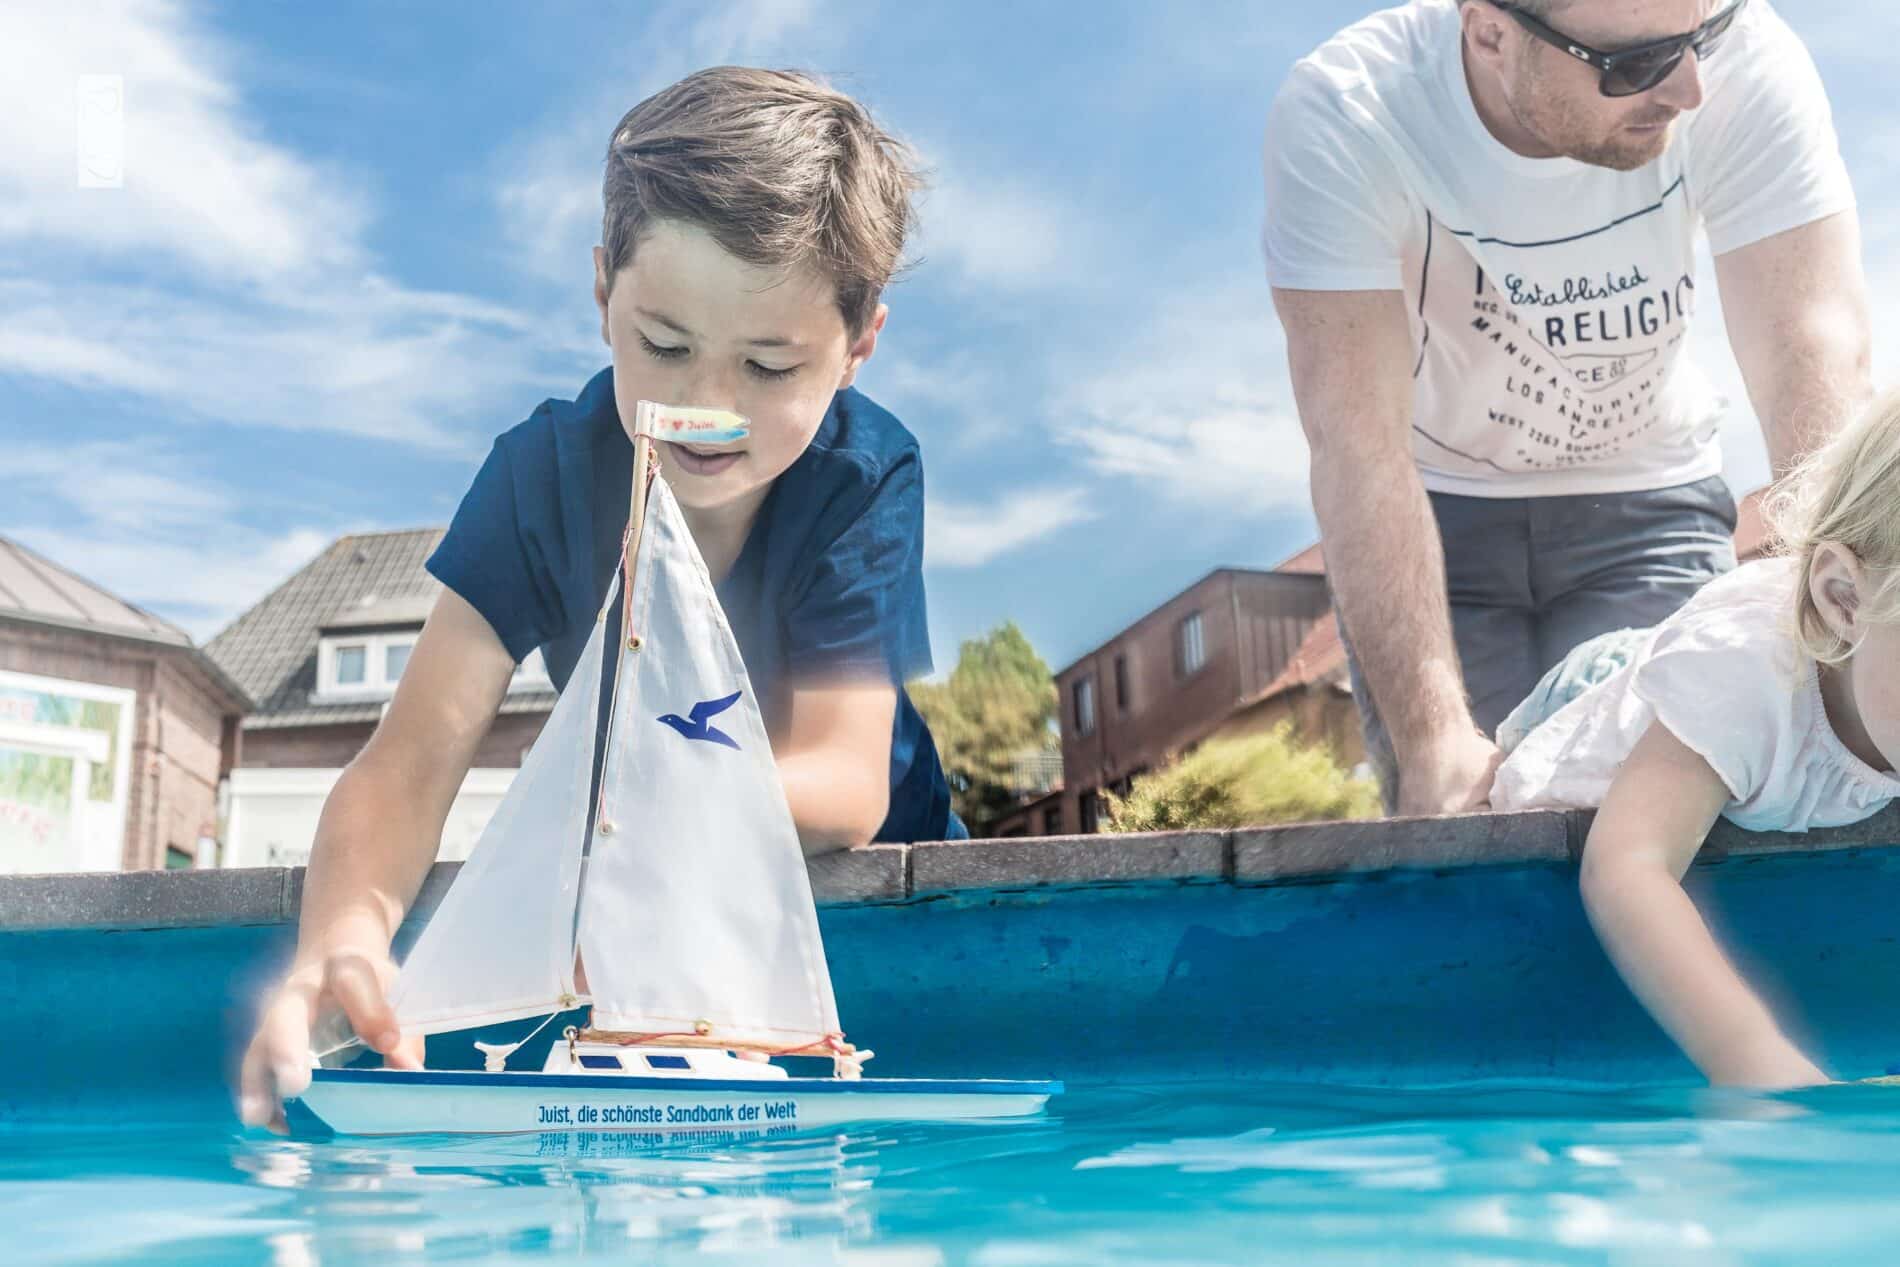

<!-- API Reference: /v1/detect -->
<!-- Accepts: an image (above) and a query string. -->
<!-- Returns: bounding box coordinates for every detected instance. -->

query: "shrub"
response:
[1101,724,1379,833]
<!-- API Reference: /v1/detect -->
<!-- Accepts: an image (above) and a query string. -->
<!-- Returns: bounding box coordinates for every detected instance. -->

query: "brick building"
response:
[1053,551,1346,834]
[205,529,556,868]
[1046,486,1774,835]
[0,536,248,873]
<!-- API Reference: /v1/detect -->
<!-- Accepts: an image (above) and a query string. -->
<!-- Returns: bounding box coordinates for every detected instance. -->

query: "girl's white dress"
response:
[1491,558,1900,830]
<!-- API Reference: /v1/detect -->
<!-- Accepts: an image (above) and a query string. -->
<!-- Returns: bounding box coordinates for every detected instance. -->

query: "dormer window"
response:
[316,593,434,702]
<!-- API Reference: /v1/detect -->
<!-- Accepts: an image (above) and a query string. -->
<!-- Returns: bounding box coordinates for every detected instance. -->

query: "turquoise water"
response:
[11,1081,1900,1265]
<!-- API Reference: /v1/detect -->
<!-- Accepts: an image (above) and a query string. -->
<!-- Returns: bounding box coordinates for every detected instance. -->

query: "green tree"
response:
[1101,724,1379,833]
[910,621,1058,826]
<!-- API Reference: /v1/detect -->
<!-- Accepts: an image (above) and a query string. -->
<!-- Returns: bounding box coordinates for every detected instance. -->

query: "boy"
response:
[239,67,952,1130]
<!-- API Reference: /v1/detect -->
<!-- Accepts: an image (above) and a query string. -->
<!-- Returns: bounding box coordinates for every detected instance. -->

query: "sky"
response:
[4,0,1900,677]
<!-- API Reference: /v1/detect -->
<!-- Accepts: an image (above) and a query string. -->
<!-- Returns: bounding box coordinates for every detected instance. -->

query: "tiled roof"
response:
[1272,542,1325,575]
[0,535,193,648]
[205,528,555,730]
[1251,613,1348,706]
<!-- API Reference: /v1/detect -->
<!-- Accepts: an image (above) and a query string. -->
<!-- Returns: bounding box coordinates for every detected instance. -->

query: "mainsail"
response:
[577,476,842,1049]
[385,600,605,1035]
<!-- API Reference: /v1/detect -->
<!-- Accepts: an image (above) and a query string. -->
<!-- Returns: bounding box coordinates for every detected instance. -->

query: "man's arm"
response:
[1273,287,1499,815]
[777,680,897,854]
[1714,210,1871,478]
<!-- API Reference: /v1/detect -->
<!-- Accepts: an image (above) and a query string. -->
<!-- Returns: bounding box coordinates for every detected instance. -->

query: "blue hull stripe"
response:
[306,1067,1062,1097]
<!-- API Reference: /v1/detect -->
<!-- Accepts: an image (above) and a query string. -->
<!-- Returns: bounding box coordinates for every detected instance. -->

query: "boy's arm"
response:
[238,587,518,1129]
[1581,720,1826,1088]
[776,680,896,855]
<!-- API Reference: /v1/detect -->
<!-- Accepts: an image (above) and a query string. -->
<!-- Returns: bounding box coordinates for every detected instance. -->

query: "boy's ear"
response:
[593,247,613,348]
[837,304,887,391]
[1809,542,1865,642]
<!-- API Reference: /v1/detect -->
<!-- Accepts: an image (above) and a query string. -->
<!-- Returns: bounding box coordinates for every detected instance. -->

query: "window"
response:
[164,845,193,870]
[1114,654,1130,712]
[1175,611,1206,678]
[644,1054,692,1070]
[1079,790,1100,834]
[334,644,367,685]
[1072,677,1096,737]
[578,1054,623,1070]
[319,629,424,698]
[1042,805,1063,835]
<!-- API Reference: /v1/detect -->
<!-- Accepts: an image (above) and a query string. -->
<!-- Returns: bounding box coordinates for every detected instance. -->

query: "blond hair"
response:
[1765,390,1900,664]
[601,67,922,335]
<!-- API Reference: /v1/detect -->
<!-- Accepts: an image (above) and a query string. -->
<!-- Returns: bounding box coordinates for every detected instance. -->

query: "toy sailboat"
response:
[290,401,1058,1139]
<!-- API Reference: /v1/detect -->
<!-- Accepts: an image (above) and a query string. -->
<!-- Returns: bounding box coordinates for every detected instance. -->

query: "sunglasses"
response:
[1497,0,1748,98]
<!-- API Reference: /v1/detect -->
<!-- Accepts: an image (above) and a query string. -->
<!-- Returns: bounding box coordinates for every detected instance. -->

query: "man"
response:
[1263,0,1870,814]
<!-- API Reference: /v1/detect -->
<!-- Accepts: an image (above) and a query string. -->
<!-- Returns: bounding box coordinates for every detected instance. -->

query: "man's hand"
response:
[1396,729,1503,817]
[237,948,423,1133]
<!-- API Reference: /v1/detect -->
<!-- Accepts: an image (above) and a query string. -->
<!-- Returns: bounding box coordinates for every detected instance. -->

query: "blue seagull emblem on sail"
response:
[657,690,743,750]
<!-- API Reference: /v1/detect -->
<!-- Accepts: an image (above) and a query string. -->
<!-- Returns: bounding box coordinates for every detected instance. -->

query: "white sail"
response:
[578,476,842,1049]
[385,603,607,1035]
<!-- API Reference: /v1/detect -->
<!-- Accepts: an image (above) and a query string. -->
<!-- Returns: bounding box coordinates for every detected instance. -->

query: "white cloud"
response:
[19,523,334,643]
[1,441,343,640]
[491,0,847,289]
[913,163,1105,295]
[1056,284,1313,511]
[925,488,1097,568]
[0,0,367,288]
[0,2,579,451]
[0,276,567,451]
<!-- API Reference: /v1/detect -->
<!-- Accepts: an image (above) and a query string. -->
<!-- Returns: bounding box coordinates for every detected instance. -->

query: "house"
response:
[1052,552,1342,834]
[0,536,249,873]
[980,749,1066,838]
[1049,486,1773,834]
[206,529,556,868]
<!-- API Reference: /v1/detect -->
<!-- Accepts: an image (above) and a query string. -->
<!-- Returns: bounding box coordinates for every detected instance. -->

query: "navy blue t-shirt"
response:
[426,367,956,844]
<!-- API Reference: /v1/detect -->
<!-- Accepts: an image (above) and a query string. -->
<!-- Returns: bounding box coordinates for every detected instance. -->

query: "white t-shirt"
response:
[1263,0,1855,498]
[1490,558,1900,830]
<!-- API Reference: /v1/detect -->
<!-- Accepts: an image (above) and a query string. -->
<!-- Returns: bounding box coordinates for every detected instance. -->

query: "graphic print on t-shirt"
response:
[1409,171,1703,481]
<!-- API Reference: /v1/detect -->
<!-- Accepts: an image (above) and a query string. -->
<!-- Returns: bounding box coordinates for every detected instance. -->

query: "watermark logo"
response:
[77,74,123,189]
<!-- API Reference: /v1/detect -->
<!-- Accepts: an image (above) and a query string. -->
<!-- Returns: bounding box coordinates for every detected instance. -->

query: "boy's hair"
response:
[601,67,922,336]
[1766,390,1900,664]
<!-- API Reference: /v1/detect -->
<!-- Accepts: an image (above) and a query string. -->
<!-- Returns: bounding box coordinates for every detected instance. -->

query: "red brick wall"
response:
[1055,572,1331,832]
[0,620,234,870]
[240,707,550,772]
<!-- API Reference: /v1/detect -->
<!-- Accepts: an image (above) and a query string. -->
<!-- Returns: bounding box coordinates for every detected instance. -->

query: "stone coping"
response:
[3,803,1898,933]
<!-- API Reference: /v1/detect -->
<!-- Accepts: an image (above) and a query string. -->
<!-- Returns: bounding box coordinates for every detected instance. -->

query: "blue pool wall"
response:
[2,807,1897,1128]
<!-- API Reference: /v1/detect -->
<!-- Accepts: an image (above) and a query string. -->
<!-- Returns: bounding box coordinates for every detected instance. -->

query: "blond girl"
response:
[1492,392,1900,1088]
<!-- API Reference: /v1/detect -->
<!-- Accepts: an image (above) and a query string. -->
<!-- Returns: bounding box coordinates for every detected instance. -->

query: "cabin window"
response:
[1175,611,1206,678]
[577,1054,622,1070]
[644,1054,692,1070]
[1073,677,1096,737]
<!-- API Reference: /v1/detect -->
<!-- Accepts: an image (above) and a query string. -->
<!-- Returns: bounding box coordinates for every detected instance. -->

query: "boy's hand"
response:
[236,948,423,1133]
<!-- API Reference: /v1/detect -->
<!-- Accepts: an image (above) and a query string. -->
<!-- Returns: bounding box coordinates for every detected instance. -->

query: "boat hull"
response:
[291,1067,1060,1139]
